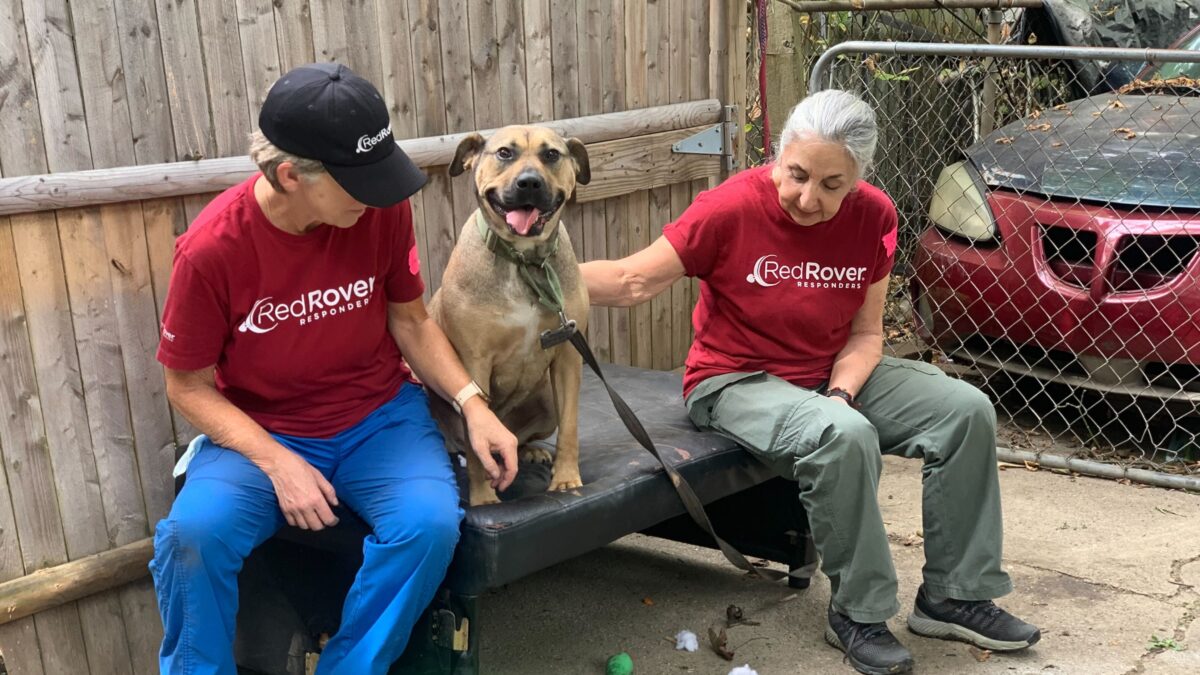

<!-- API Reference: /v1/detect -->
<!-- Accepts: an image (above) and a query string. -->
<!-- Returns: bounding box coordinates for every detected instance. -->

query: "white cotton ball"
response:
[674,629,699,652]
[728,666,759,675]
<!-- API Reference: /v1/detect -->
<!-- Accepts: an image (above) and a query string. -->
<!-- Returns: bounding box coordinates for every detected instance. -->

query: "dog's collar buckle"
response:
[539,311,577,350]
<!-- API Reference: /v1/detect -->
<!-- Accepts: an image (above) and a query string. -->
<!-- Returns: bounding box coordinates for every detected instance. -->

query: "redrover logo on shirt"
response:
[746,254,869,290]
[238,276,377,334]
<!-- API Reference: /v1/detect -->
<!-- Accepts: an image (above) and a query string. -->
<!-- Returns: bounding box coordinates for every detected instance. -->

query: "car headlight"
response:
[928,161,997,243]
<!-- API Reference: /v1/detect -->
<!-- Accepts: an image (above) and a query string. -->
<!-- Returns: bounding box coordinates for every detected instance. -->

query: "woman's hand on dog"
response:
[463,398,519,491]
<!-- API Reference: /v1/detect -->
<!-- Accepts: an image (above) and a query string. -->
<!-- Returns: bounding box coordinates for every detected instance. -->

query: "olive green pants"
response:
[686,357,1012,623]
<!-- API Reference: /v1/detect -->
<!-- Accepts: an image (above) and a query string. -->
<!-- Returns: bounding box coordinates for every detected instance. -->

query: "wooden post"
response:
[981,9,1003,136]
[0,539,154,627]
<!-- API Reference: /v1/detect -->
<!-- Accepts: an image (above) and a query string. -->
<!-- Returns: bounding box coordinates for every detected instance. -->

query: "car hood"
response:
[966,94,1200,210]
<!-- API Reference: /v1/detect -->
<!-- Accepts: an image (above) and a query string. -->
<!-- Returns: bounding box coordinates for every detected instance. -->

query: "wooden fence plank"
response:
[577,0,608,359]
[72,0,136,170]
[408,0,454,293]
[573,127,721,203]
[154,0,216,162]
[311,0,384,87]
[57,207,161,670]
[689,2,711,350]
[141,198,201,449]
[0,217,90,674]
[272,0,316,74]
[0,0,48,178]
[439,0,480,238]
[522,0,553,122]
[8,212,139,675]
[495,0,528,126]
[646,0,673,371]
[668,0,692,369]
[236,0,283,130]
[624,0,651,368]
[23,0,92,172]
[113,0,177,165]
[198,0,252,157]
[602,0,630,365]
[550,0,582,261]
[101,203,176,525]
[468,0,502,130]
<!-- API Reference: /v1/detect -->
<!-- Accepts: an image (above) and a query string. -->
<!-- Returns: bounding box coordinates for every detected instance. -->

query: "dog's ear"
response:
[566,138,591,185]
[450,133,486,177]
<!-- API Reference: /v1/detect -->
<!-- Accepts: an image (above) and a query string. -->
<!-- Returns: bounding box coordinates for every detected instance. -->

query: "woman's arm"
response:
[388,298,519,492]
[164,367,341,530]
[827,276,888,401]
[580,236,687,307]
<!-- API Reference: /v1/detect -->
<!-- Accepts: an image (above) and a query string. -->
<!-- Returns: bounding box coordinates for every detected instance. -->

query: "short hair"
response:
[248,130,326,191]
[778,90,878,177]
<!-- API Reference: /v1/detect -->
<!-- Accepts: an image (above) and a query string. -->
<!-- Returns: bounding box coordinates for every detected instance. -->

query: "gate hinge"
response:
[671,104,738,172]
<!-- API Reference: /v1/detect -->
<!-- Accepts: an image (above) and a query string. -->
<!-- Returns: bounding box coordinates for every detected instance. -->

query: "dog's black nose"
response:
[515,171,544,192]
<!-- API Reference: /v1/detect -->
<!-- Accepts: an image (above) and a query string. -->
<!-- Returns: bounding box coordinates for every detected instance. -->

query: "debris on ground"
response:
[728,666,760,675]
[674,630,699,652]
[708,626,735,660]
[725,604,760,628]
[969,646,993,662]
[605,651,634,675]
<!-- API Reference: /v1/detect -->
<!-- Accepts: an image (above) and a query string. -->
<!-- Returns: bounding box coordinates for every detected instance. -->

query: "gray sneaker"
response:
[825,603,915,675]
[907,584,1041,651]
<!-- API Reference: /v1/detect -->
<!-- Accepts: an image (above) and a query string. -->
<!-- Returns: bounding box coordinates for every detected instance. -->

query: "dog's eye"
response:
[495,147,514,161]
[543,148,561,162]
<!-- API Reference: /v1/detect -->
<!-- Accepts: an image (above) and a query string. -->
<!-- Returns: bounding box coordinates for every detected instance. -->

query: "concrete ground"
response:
[478,456,1200,675]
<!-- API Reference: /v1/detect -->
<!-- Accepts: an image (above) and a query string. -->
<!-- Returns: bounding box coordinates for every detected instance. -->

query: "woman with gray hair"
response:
[581,89,1039,675]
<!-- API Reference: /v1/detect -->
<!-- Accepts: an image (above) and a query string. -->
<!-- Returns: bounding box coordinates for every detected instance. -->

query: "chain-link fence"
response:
[803,41,1200,477]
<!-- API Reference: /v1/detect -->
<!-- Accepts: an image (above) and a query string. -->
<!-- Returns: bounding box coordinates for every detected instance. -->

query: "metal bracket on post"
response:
[672,105,738,172]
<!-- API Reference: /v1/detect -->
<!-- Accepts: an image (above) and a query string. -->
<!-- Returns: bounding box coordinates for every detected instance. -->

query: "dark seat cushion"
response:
[280,365,776,596]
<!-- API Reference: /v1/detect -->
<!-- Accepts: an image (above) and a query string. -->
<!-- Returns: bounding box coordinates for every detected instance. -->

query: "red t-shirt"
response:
[156,176,425,437]
[663,166,898,397]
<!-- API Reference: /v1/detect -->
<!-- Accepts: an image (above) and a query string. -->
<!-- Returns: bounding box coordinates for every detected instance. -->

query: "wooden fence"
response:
[0,0,748,672]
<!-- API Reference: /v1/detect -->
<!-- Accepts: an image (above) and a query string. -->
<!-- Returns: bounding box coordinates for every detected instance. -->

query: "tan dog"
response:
[429,125,592,506]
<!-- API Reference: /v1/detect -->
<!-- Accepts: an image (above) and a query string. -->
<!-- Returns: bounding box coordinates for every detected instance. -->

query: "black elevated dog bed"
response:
[234,365,814,675]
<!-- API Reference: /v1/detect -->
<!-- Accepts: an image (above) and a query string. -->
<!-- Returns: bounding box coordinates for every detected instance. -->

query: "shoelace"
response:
[842,621,893,665]
[951,599,1005,629]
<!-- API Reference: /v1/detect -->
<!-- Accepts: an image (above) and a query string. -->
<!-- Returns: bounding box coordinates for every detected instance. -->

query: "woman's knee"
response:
[944,380,997,428]
[154,506,235,568]
[780,407,880,474]
[373,480,464,551]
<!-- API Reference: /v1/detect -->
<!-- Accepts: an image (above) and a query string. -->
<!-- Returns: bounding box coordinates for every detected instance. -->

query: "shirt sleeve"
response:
[156,251,231,371]
[661,191,725,278]
[385,200,426,303]
[871,203,899,284]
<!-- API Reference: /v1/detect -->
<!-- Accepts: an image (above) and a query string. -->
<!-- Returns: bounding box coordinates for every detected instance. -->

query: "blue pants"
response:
[149,384,464,675]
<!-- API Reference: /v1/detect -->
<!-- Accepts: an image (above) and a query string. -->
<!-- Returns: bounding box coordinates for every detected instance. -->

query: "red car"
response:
[911,29,1200,404]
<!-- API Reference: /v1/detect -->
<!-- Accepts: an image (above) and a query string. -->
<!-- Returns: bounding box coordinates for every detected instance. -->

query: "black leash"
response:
[565,328,813,583]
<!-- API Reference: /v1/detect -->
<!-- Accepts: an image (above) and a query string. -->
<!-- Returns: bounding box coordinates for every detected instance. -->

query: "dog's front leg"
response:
[547,345,583,491]
[458,358,502,507]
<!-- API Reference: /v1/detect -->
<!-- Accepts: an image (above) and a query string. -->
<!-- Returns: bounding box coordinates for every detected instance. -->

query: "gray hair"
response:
[248,130,326,191]
[777,90,878,177]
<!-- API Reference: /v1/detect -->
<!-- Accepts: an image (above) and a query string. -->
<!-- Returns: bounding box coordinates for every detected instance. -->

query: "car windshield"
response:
[1144,28,1200,80]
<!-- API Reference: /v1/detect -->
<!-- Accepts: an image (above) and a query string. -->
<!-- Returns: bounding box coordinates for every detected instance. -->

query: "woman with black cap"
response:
[149,63,516,674]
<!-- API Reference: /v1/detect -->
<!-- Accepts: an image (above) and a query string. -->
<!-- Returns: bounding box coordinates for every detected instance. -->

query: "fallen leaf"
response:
[1114,127,1137,140]
[1029,108,1043,120]
[970,646,993,662]
[1024,122,1052,132]
[1051,142,1065,148]
[1053,103,1069,110]
[1091,111,1103,117]
[994,137,1015,145]
[1023,460,1040,472]
[708,626,735,661]
[1108,99,1127,109]
[642,597,655,606]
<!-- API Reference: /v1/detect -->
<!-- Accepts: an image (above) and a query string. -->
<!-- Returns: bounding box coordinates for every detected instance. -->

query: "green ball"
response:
[605,652,633,675]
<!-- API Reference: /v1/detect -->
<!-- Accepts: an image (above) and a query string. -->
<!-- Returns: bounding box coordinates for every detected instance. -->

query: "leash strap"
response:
[568,330,814,582]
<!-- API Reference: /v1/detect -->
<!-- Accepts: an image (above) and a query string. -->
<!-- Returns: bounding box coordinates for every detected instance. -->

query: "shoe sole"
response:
[907,607,1041,652]
[824,626,915,675]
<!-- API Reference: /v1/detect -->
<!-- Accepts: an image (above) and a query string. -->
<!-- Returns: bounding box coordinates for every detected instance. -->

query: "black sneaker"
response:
[907,584,1041,651]
[825,603,914,675]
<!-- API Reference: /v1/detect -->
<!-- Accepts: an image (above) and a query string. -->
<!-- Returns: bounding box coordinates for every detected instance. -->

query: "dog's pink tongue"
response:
[505,208,540,235]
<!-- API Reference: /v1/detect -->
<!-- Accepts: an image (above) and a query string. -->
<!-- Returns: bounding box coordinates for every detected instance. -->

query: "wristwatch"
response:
[452,380,488,414]
[825,386,858,408]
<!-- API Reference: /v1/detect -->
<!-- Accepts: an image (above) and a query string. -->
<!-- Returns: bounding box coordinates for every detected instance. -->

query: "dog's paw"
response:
[520,446,554,464]
[548,474,583,492]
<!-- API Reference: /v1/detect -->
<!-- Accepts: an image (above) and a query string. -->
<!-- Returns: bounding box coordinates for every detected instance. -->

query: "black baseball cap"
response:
[259,62,427,208]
